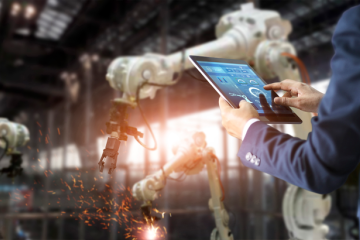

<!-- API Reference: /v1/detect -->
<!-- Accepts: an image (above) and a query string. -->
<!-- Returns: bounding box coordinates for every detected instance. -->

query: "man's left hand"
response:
[219,97,259,139]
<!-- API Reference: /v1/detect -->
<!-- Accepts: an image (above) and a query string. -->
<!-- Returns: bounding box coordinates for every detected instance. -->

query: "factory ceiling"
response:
[0,0,358,118]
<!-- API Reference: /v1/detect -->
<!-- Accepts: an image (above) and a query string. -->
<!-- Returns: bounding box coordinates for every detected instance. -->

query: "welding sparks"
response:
[9,137,168,240]
[146,225,159,240]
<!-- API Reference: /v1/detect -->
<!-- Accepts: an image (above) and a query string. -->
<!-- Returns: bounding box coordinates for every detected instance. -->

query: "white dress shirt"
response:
[241,118,260,140]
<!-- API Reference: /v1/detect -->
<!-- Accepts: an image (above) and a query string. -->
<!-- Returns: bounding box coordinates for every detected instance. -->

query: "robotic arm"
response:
[283,185,331,240]
[132,132,233,240]
[0,118,30,177]
[106,6,296,102]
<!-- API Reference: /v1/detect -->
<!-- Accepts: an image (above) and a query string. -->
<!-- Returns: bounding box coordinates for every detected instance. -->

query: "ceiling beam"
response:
[0,80,64,98]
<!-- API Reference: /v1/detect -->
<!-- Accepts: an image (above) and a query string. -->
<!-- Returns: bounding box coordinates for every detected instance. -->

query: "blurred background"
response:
[0,0,359,239]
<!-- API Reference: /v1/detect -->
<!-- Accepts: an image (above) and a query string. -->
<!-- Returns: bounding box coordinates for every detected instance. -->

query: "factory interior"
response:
[0,0,359,239]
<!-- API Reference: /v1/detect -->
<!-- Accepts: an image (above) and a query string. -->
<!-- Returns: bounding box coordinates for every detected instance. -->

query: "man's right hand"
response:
[264,79,324,113]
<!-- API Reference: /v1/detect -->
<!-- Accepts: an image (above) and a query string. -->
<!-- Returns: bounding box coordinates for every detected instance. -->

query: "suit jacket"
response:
[238,5,360,194]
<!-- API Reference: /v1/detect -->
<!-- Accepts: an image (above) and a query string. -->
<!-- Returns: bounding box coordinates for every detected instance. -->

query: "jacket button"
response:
[250,155,256,164]
[255,158,261,166]
[245,152,252,161]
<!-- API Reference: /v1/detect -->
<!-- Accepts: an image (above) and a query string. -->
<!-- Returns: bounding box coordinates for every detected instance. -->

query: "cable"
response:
[134,50,186,151]
[134,50,209,150]
[161,156,203,183]
[0,137,8,161]
[281,52,308,83]
[281,52,311,85]
[282,52,310,84]
[166,159,201,182]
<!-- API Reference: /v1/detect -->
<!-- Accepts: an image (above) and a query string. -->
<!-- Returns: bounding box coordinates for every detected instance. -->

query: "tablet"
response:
[189,55,302,124]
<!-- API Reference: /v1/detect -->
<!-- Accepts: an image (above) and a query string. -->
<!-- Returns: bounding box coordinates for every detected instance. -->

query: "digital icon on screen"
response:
[242,70,248,73]
[249,87,266,98]
[212,67,224,72]
[225,68,233,72]
[217,77,228,83]
[237,79,246,84]
[234,69,241,73]
[229,93,253,103]
[204,66,212,72]
[249,79,259,85]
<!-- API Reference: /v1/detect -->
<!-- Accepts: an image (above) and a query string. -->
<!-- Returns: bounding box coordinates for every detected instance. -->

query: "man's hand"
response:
[264,79,324,113]
[219,97,259,139]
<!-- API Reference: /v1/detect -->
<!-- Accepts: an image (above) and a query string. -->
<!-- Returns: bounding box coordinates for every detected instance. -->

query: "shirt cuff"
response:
[242,118,260,140]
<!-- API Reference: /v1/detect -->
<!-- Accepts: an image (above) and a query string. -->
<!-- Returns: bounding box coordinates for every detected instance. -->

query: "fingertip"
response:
[239,100,247,107]
[274,97,280,103]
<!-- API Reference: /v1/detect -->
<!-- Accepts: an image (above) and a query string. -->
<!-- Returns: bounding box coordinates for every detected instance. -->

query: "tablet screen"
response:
[197,61,294,115]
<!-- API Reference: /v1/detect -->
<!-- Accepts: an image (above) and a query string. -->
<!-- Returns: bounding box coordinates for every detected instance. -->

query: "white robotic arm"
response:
[132,132,233,240]
[0,118,29,151]
[132,132,204,202]
[0,118,30,177]
[105,4,297,103]
[283,185,331,240]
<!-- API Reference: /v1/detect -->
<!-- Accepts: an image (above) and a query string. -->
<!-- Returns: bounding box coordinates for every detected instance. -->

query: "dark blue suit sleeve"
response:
[238,6,360,194]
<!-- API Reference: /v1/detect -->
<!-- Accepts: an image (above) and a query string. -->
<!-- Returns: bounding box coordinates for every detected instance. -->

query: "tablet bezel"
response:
[189,55,302,124]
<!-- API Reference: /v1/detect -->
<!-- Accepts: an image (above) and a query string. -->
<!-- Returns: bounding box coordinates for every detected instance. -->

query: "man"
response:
[219,5,360,194]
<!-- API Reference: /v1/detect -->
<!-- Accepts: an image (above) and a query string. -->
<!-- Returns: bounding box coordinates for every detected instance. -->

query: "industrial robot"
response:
[98,3,331,240]
[0,118,30,177]
[132,132,232,240]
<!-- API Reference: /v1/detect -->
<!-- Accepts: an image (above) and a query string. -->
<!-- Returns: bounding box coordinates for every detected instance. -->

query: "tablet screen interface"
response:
[197,61,294,115]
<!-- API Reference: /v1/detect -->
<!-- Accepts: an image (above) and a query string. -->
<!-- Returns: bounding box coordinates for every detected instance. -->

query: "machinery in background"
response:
[283,185,331,240]
[100,3,330,240]
[0,118,30,177]
[132,132,233,240]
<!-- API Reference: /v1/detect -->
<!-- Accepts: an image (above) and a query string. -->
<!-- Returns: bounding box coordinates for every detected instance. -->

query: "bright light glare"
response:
[11,2,21,16]
[146,226,157,240]
[25,5,36,19]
